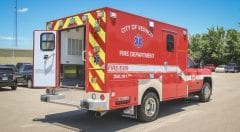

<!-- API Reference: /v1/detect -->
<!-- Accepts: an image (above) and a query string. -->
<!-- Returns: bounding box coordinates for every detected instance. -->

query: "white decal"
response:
[113,74,128,79]
[121,24,153,38]
[107,63,211,82]
[119,50,155,59]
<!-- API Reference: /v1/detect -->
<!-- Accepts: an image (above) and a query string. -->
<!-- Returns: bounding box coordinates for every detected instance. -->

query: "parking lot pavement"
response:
[0,73,240,132]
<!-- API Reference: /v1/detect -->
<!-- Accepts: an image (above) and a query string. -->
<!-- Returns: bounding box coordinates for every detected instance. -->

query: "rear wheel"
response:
[137,92,159,122]
[199,82,212,102]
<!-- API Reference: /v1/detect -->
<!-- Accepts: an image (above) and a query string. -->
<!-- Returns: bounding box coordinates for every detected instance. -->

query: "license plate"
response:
[2,77,8,80]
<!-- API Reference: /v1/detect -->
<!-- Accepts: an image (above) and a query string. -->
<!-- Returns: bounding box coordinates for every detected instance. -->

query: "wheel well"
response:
[204,77,212,88]
[142,87,160,102]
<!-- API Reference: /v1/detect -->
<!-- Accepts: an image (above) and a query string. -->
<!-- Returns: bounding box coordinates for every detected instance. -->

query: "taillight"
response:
[100,94,105,101]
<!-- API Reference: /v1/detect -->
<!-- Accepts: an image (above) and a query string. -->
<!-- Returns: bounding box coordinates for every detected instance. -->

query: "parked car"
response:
[0,65,17,90]
[16,64,33,88]
[225,63,240,73]
[204,64,216,72]
[16,62,31,70]
[215,65,227,73]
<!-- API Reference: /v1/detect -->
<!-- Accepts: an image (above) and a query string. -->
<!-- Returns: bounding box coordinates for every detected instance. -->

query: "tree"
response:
[225,29,240,64]
[188,26,240,65]
[205,27,226,65]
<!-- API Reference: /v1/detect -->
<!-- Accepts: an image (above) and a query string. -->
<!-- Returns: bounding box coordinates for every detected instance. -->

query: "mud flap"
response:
[122,106,137,119]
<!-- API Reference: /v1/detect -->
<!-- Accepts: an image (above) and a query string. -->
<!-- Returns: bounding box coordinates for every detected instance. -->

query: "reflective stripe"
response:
[85,13,106,43]
[85,11,106,92]
[63,18,71,29]
[74,16,83,25]
[88,52,105,83]
[89,33,105,63]
[54,20,60,30]
[89,71,102,91]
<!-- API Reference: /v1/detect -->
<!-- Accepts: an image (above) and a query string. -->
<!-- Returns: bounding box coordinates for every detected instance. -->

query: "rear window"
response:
[40,33,55,51]
[18,65,32,72]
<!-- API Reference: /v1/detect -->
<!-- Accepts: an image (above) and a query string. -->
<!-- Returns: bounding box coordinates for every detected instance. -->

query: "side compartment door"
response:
[33,31,57,87]
[162,31,178,100]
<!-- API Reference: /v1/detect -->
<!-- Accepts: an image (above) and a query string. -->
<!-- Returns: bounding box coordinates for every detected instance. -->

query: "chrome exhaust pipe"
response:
[95,111,108,118]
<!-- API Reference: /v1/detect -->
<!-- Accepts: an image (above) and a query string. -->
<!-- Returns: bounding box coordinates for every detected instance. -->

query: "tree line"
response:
[188,26,240,65]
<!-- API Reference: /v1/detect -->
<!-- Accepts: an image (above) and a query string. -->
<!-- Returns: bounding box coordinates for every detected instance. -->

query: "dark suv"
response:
[16,64,33,88]
[225,63,240,73]
[0,66,17,90]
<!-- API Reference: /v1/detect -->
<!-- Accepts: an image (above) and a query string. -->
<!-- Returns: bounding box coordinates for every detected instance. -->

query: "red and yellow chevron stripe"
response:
[46,10,106,92]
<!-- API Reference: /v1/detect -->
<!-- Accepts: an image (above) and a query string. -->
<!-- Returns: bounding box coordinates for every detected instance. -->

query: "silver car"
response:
[215,65,227,73]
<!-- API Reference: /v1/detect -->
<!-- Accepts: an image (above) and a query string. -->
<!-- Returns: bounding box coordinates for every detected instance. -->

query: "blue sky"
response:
[0,0,239,49]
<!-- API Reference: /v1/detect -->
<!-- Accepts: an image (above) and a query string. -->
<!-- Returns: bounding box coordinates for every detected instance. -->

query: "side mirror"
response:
[194,63,199,68]
[199,60,205,69]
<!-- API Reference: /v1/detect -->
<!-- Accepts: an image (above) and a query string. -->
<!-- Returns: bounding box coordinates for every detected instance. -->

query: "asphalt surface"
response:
[0,73,240,132]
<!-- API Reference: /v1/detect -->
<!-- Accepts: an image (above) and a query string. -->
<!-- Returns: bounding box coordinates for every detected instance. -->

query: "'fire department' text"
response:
[119,50,155,59]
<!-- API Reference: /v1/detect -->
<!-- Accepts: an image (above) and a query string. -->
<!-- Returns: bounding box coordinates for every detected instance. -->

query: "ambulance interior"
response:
[60,27,85,88]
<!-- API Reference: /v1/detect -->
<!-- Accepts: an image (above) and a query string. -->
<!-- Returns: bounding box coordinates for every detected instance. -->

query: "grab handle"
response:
[82,51,86,62]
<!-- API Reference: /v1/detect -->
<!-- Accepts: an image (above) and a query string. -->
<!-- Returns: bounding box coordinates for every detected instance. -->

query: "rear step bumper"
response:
[40,90,110,111]
[80,99,108,111]
[41,94,81,107]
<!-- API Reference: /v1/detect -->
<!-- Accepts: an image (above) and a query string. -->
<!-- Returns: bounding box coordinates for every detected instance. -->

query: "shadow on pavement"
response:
[0,87,12,92]
[33,97,200,132]
[33,110,138,132]
[159,97,200,117]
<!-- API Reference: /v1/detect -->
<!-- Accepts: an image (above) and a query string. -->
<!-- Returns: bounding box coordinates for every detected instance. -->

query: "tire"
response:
[27,79,32,88]
[137,92,159,122]
[199,82,212,102]
[11,86,17,90]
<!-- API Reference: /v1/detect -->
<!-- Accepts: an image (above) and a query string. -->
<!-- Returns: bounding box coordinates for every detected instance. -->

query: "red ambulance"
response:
[35,7,212,122]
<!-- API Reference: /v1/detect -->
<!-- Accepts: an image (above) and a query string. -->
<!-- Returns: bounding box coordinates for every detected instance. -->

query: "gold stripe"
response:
[85,13,106,43]
[74,16,83,25]
[63,18,70,28]
[88,52,105,83]
[54,20,60,30]
[89,72,102,91]
[63,16,83,29]
[89,33,105,63]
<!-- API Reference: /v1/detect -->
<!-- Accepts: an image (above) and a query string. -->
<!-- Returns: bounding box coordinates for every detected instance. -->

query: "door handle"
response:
[44,55,48,60]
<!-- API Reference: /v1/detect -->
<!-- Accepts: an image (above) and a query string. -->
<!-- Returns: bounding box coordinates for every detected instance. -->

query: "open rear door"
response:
[33,30,57,87]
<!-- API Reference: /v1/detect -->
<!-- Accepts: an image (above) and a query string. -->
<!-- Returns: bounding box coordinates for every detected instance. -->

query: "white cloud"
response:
[18,8,29,13]
[0,36,15,40]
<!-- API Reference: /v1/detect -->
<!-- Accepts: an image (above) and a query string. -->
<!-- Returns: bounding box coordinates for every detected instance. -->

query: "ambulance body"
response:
[34,7,212,122]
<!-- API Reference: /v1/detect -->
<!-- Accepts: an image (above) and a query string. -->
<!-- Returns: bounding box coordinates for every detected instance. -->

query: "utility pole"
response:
[12,0,18,64]
[15,0,18,48]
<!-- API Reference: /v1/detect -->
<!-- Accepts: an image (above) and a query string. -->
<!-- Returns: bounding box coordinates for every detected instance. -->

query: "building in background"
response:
[0,48,32,64]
